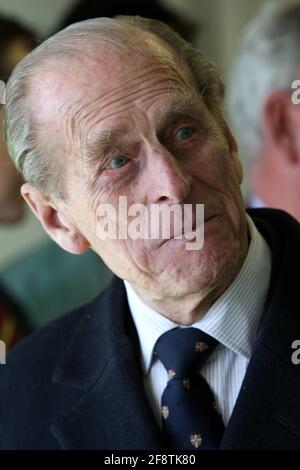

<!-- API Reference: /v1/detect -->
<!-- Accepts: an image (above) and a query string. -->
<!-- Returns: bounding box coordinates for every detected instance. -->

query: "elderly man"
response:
[228,1,300,220]
[0,16,299,451]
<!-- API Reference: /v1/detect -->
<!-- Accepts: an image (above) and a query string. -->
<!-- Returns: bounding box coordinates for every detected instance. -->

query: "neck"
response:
[131,237,250,325]
[134,283,233,325]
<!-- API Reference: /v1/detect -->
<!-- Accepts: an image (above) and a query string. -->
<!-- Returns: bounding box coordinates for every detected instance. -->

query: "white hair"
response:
[4,16,224,198]
[227,0,300,173]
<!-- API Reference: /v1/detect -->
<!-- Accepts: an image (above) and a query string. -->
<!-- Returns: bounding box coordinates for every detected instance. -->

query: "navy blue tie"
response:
[154,327,224,450]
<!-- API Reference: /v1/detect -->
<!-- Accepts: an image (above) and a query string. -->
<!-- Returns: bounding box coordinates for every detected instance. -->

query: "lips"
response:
[157,213,220,247]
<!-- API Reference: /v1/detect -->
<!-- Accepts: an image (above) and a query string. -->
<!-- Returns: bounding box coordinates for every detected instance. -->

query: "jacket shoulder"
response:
[0,292,103,449]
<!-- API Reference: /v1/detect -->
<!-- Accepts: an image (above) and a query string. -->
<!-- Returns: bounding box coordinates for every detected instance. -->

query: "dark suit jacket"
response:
[1,208,300,450]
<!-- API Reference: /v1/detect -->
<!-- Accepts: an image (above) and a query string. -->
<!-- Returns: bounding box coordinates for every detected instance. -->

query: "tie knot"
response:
[154,327,218,379]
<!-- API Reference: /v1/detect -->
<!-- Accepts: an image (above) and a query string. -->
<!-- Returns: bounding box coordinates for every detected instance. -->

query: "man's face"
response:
[36,43,248,300]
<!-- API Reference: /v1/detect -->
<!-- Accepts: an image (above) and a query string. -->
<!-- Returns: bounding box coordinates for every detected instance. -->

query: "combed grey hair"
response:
[5,15,224,198]
[227,0,300,174]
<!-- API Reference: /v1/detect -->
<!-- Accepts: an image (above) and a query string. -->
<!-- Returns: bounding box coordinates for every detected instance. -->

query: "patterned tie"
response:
[154,327,224,450]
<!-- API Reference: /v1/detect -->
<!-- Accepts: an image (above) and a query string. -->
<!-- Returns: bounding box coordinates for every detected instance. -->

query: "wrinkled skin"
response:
[23,35,248,324]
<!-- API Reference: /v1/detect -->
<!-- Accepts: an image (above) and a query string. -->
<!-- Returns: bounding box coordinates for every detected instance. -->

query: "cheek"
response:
[88,177,138,215]
[93,237,151,282]
[192,143,245,227]
[232,152,243,184]
[96,230,157,275]
[208,145,243,196]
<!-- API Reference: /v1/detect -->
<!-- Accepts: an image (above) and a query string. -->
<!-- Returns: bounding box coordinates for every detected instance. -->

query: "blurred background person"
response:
[0,15,112,348]
[227,0,300,220]
[0,17,37,349]
[0,17,35,223]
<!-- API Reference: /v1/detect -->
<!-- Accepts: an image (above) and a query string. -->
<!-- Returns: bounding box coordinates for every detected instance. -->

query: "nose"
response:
[145,144,192,204]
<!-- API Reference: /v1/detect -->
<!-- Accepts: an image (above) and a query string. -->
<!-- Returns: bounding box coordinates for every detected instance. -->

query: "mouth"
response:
[158,214,221,248]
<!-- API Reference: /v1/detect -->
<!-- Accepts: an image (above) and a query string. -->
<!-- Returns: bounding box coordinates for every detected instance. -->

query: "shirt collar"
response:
[124,279,177,375]
[248,195,265,209]
[124,214,272,375]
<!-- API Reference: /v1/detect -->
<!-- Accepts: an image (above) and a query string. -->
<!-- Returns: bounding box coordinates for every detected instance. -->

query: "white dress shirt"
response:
[248,195,265,209]
[124,215,271,427]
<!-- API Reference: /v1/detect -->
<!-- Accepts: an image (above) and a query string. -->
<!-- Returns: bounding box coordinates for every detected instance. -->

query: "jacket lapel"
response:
[221,210,300,449]
[220,341,300,449]
[50,276,162,450]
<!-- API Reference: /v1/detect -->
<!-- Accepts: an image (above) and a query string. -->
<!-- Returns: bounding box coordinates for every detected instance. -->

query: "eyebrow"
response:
[82,92,203,166]
[155,93,203,139]
[83,127,128,166]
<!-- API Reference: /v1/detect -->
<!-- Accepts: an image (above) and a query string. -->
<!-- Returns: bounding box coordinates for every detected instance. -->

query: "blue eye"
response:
[174,127,194,141]
[106,155,129,169]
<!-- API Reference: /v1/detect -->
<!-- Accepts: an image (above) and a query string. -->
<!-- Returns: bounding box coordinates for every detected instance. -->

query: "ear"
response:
[21,183,90,254]
[224,123,243,184]
[263,89,300,166]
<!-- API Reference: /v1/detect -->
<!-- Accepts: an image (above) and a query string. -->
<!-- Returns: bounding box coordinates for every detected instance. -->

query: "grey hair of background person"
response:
[4,16,224,199]
[227,0,300,174]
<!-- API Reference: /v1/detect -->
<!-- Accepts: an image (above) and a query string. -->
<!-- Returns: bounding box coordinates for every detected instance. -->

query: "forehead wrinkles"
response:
[62,60,194,155]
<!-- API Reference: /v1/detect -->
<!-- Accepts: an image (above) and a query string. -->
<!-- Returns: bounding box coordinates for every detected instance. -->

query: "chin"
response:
[155,239,244,299]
